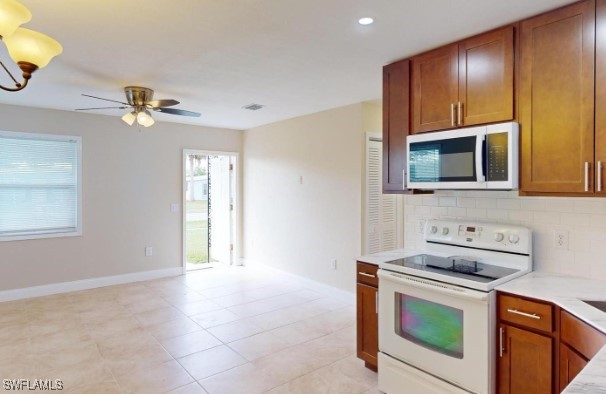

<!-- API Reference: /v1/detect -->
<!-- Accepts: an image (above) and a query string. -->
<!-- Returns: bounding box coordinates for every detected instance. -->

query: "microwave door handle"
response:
[476,134,486,182]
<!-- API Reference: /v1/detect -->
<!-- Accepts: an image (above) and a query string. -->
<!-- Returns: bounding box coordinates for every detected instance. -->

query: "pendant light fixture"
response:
[0,0,63,92]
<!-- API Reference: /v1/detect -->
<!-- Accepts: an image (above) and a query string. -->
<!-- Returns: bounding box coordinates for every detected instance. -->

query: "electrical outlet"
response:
[553,230,569,250]
[170,203,179,212]
[145,246,153,257]
[331,259,337,270]
[416,220,427,235]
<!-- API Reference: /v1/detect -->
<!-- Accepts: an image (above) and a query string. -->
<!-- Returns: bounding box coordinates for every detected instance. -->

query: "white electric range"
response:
[377,219,532,394]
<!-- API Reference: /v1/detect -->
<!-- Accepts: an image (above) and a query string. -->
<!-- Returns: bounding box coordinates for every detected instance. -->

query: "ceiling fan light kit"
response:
[77,86,201,128]
[0,0,63,92]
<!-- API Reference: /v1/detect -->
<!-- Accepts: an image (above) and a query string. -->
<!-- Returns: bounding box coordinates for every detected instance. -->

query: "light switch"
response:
[170,203,179,212]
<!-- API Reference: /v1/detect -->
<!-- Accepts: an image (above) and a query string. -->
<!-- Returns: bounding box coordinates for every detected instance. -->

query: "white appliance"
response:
[378,220,532,394]
[406,122,518,190]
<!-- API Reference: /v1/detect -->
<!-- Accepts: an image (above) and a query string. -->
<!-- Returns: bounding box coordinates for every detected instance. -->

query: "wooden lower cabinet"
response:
[559,343,588,391]
[356,282,378,370]
[498,292,606,393]
[498,323,553,394]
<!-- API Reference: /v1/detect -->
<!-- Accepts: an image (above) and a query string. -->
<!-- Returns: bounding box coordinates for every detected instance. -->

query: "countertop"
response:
[496,273,606,394]
[356,248,413,266]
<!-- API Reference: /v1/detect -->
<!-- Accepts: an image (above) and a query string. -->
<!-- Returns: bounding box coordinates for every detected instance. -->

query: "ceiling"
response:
[0,0,576,130]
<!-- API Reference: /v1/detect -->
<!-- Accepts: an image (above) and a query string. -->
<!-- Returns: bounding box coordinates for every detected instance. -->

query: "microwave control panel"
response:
[486,132,508,182]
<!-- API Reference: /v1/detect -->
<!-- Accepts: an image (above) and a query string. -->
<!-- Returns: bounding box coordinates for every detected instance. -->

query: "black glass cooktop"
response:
[383,254,520,283]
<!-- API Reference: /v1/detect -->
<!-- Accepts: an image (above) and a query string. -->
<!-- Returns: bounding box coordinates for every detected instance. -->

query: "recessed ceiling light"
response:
[358,17,374,26]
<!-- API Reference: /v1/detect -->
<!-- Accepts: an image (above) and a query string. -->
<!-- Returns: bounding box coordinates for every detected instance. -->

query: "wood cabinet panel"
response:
[596,0,606,195]
[519,0,595,193]
[383,60,410,192]
[559,343,588,392]
[459,26,515,127]
[498,323,553,394]
[498,293,553,333]
[412,44,459,133]
[561,310,606,360]
[356,283,378,370]
[356,262,379,287]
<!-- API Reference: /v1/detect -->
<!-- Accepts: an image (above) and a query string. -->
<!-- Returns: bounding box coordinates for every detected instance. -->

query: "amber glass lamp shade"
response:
[3,27,63,68]
[0,0,31,38]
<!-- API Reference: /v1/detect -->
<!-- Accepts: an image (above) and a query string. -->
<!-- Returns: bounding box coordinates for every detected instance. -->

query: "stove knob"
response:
[441,227,449,235]
[430,226,438,234]
[509,234,520,244]
[494,232,504,242]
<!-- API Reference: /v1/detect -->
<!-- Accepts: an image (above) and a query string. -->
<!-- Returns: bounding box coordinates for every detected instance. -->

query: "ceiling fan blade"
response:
[75,106,129,111]
[147,99,180,108]
[155,108,201,117]
[82,94,130,106]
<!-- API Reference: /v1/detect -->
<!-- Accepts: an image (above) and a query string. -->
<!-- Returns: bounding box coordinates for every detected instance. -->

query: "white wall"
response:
[404,191,606,280]
[243,103,381,292]
[0,104,242,291]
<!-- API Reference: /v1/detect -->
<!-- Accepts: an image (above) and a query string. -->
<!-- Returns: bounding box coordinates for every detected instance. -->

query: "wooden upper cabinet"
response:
[459,26,514,127]
[596,0,606,195]
[411,27,514,134]
[519,1,595,194]
[412,44,459,133]
[383,60,410,192]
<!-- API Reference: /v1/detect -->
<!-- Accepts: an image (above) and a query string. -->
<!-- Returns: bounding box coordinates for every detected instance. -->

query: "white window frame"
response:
[0,130,82,242]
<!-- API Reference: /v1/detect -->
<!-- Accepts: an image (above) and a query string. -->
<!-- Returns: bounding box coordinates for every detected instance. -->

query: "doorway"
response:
[183,150,237,272]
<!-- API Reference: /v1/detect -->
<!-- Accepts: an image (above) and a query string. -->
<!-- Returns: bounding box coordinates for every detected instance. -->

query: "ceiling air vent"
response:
[242,103,265,111]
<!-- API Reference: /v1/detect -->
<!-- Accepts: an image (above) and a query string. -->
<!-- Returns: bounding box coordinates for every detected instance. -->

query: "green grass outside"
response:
[186,220,209,264]
[187,200,208,214]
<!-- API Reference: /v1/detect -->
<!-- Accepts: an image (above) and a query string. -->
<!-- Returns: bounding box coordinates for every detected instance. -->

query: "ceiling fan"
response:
[76,86,201,127]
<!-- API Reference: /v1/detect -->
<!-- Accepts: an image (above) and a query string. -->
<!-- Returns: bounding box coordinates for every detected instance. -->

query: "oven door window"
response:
[395,293,464,359]
[409,136,477,183]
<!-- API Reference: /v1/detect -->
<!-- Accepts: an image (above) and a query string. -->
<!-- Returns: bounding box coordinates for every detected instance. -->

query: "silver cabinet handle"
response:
[599,161,603,192]
[375,291,378,314]
[585,162,590,192]
[451,104,455,127]
[499,327,505,357]
[457,102,462,126]
[403,170,407,190]
[507,308,541,320]
[359,272,376,279]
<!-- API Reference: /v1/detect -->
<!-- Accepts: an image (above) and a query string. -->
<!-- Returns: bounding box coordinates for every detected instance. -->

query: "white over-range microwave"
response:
[406,122,519,190]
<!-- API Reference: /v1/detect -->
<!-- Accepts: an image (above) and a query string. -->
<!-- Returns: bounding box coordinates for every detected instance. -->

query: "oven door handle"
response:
[378,269,489,302]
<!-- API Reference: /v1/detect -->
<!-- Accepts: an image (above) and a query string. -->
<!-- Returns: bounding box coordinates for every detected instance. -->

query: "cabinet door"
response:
[498,324,552,394]
[459,27,514,127]
[383,60,410,192]
[519,1,595,193]
[356,283,378,369]
[559,343,588,392]
[412,44,459,133]
[596,0,606,195]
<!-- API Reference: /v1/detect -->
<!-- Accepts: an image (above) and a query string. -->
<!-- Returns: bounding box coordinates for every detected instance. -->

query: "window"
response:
[0,131,81,241]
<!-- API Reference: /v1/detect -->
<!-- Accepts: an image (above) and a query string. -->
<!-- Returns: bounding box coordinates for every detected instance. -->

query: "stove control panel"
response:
[424,219,531,255]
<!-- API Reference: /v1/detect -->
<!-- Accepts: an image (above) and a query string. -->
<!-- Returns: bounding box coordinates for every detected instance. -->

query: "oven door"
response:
[378,269,495,394]
[407,127,486,190]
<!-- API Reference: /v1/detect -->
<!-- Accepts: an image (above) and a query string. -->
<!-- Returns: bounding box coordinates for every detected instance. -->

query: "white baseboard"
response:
[0,267,183,303]
[243,258,355,302]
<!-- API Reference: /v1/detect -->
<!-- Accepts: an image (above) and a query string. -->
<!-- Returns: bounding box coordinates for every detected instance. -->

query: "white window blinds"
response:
[0,131,81,240]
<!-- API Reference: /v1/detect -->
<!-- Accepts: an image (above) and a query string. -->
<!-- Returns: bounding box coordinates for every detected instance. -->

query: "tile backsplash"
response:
[404,191,606,281]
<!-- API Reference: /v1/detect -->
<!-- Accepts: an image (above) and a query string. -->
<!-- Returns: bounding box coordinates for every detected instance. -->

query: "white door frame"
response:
[182,149,240,274]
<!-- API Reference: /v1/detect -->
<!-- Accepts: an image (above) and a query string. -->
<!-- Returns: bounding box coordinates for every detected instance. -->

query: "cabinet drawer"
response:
[356,262,378,287]
[561,310,606,360]
[498,293,553,333]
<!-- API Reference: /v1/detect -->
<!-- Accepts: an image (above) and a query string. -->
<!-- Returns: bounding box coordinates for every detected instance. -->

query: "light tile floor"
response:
[0,265,378,393]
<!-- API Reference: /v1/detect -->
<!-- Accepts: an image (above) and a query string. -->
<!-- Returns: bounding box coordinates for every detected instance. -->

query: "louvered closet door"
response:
[366,136,397,254]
